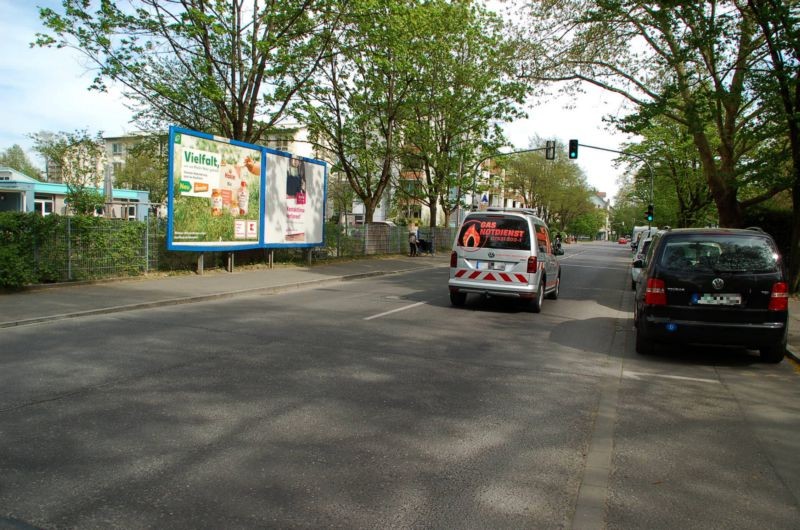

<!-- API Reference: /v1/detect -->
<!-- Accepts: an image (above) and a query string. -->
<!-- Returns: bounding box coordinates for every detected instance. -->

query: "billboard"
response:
[167,126,326,251]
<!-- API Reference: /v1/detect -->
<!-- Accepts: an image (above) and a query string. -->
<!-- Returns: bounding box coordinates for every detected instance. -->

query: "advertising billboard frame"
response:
[167,126,327,252]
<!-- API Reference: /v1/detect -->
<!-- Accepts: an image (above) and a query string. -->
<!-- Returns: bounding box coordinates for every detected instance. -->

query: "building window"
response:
[112,143,123,155]
[34,194,55,216]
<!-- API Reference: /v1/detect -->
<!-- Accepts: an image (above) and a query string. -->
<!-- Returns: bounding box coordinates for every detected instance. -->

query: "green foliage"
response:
[0,145,43,179]
[743,203,793,261]
[568,208,607,238]
[34,0,338,143]
[0,212,151,288]
[115,137,169,204]
[66,188,106,216]
[0,213,38,288]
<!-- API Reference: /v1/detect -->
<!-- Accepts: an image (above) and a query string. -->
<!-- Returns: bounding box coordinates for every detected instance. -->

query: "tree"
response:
[504,141,594,228]
[746,0,800,290]
[114,137,169,205]
[622,117,716,228]
[399,0,527,228]
[520,0,789,228]
[31,130,106,215]
[569,208,607,239]
[35,0,339,143]
[297,0,418,223]
[0,145,43,179]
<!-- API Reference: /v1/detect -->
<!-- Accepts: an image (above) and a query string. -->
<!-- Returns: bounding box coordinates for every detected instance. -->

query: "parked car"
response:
[632,227,788,362]
[449,208,562,313]
[618,237,628,244]
[630,228,661,289]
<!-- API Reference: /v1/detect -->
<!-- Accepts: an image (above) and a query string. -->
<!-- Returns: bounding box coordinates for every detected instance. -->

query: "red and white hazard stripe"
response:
[453,269,529,284]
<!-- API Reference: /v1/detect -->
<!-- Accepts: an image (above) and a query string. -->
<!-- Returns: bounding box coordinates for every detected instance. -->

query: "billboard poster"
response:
[263,151,326,246]
[167,126,326,251]
[168,128,263,250]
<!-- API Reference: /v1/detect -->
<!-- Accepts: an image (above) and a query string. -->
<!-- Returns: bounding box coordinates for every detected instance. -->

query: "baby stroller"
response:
[416,238,433,255]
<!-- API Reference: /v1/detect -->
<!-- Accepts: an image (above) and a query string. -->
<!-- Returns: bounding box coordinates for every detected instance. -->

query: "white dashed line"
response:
[363,301,426,321]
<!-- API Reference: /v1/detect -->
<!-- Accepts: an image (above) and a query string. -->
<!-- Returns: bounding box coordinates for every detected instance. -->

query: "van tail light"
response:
[450,251,458,268]
[645,278,667,306]
[527,256,538,273]
[768,282,789,311]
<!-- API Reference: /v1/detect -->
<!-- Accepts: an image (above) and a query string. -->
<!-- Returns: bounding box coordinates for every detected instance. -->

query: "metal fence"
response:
[18,218,454,283]
[29,217,161,282]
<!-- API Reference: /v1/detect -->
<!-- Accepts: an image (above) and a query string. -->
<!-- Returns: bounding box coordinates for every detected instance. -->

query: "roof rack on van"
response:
[486,207,540,216]
[745,226,765,232]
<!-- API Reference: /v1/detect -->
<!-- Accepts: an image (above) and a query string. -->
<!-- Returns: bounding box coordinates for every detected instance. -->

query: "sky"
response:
[0,1,633,200]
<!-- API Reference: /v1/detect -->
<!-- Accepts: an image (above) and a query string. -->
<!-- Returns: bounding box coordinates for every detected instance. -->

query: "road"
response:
[1,243,799,529]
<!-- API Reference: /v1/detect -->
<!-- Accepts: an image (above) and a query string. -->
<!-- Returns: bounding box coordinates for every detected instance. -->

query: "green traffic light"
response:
[568,139,578,159]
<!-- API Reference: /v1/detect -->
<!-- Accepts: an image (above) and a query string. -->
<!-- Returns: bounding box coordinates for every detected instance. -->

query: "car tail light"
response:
[450,251,458,268]
[527,256,538,273]
[645,278,667,306]
[768,282,789,311]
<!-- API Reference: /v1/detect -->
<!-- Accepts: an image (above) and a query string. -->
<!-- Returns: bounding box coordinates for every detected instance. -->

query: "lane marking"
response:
[623,371,719,384]
[363,301,426,321]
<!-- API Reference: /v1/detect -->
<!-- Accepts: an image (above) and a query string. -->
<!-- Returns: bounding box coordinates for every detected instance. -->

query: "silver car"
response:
[630,229,660,289]
[449,208,562,313]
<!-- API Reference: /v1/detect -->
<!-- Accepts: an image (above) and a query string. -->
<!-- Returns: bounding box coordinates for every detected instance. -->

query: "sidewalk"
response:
[1,255,799,363]
[0,255,448,329]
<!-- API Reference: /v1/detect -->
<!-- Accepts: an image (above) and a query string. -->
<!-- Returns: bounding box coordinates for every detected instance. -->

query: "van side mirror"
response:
[554,247,565,256]
[633,259,644,268]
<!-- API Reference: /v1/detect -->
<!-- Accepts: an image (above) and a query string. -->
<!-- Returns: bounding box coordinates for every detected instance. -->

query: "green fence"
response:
[0,212,454,288]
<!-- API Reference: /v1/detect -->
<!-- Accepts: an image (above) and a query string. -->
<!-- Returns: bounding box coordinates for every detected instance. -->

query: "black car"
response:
[632,228,788,363]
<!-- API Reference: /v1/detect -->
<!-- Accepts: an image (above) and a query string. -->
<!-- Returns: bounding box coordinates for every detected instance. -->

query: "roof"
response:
[0,166,147,201]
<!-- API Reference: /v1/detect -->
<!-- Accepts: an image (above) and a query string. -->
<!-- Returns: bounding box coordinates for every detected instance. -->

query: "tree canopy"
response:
[35,0,340,143]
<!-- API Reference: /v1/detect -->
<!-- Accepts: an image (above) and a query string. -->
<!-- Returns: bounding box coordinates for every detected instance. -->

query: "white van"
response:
[630,225,651,250]
[448,208,562,313]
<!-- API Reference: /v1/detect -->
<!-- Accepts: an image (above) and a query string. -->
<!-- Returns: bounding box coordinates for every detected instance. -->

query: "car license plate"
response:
[476,261,488,270]
[696,293,742,306]
[490,262,506,271]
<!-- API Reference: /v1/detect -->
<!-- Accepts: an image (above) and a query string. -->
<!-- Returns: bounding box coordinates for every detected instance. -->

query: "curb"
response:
[0,264,439,329]
[786,345,800,364]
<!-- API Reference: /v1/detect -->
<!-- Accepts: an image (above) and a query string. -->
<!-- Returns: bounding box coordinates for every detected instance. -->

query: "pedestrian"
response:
[408,223,418,257]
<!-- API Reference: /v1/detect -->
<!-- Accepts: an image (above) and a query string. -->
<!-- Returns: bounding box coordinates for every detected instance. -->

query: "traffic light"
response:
[645,204,654,223]
[545,140,556,160]
[568,139,578,159]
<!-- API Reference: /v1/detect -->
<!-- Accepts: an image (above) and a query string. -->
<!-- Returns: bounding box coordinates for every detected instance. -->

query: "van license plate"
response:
[696,293,742,306]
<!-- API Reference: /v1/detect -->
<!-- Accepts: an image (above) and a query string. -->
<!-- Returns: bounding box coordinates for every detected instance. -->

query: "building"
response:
[590,191,611,240]
[0,167,150,220]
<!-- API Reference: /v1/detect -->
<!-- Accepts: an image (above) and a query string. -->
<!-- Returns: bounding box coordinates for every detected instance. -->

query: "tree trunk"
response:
[790,174,800,292]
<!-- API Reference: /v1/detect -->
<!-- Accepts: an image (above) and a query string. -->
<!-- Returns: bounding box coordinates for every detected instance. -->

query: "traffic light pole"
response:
[574,142,656,226]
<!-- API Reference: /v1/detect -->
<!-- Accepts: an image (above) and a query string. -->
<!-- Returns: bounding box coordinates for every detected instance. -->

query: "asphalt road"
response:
[1,243,799,529]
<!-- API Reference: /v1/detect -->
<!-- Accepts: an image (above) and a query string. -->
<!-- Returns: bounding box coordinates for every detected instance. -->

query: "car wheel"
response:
[635,323,654,355]
[547,275,560,300]
[529,280,544,313]
[450,291,467,307]
[759,343,785,364]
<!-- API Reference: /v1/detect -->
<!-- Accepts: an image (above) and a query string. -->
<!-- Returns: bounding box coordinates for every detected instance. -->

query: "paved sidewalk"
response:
[1,254,799,363]
[0,255,448,329]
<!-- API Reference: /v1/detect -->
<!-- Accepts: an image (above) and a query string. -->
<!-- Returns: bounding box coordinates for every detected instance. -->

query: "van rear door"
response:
[454,214,533,279]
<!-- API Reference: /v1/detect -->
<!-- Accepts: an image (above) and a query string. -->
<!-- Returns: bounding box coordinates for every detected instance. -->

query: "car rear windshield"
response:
[659,234,779,273]
[457,216,530,250]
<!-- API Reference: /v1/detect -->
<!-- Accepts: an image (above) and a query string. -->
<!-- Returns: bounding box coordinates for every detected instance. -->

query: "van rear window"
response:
[659,235,779,273]
[457,216,530,250]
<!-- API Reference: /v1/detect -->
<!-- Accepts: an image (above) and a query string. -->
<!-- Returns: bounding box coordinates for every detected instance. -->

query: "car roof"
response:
[659,227,772,238]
